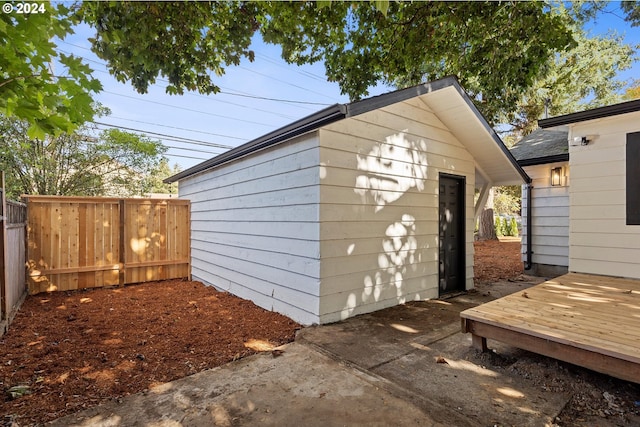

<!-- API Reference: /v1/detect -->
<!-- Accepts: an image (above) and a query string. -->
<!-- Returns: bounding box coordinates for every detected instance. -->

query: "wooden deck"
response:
[461,273,640,384]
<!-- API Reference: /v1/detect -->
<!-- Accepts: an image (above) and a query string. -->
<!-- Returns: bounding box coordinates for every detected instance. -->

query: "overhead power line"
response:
[108,115,246,140]
[255,52,327,82]
[237,65,336,101]
[58,41,334,106]
[101,91,275,127]
[92,121,236,150]
[164,152,209,161]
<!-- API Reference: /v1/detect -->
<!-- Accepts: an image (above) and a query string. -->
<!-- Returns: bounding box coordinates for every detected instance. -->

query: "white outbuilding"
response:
[166,77,529,325]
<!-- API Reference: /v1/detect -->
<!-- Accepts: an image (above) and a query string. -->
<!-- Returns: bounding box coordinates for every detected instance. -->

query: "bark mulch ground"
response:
[1,240,521,426]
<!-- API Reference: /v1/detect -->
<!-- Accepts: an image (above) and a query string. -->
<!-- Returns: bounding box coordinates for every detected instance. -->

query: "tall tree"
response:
[622,1,640,26]
[0,115,166,199]
[143,159,181,195]
[78,1,576,124]
[509,28,636,136]
[624,79,640,100]
[0,3,101,138]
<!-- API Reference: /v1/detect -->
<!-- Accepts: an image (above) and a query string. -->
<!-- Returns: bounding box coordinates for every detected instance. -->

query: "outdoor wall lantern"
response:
[551,166,563,186]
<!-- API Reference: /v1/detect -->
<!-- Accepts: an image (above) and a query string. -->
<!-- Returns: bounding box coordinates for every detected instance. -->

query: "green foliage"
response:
[494,215,520,237]
[624,80,640,100]
[0,3,102,138]
[494,216,504,238]
[510,26,636,135]
[0,115,166,199]
[493,186,522,216]
[143,159,182,195]
[510,217,519,238]
[78,1,576,124]
[78,1,259,95]
[622,1,640,27]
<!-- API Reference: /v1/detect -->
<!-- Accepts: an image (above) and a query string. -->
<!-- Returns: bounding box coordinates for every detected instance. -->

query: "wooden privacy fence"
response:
[25,196,190,294]
[1,172,28,335]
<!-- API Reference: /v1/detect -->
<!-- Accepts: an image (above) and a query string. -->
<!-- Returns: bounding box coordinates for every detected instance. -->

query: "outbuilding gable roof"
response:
[510,129,569,166]
[166,76,529,185]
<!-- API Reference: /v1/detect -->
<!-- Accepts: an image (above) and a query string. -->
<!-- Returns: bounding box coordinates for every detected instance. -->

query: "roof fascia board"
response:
[447,82,532,184]
[517,154,569,167]
[539,99,640,128]
[345,76,459,117]
[166,78,461,184]
[165,104,346,183]
[349,75,531,184]
[166,75,531,185]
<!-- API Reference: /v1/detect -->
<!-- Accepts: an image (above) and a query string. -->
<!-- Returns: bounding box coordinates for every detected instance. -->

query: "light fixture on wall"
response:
[551,166,563,186]
[571,135,597,146]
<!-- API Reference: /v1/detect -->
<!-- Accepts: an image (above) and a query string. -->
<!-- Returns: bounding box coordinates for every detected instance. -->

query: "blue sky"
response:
[58,3,640,171]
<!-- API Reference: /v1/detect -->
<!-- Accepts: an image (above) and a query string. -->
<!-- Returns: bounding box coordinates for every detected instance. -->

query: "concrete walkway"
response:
[50,278,569,427]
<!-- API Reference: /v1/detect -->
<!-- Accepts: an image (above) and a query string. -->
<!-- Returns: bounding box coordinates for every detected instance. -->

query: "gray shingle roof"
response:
[509,129,568,166]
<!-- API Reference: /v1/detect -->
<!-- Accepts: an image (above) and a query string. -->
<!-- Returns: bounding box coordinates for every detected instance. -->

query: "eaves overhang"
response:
[517,153,570,167]
[539,99,640,128]
[164,104,346,183]
[165,76,530,185]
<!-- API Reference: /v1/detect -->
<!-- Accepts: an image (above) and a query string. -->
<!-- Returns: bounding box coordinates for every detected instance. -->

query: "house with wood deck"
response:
[510,100,640,280]
[166,77,529,325]
[462,99,640,384]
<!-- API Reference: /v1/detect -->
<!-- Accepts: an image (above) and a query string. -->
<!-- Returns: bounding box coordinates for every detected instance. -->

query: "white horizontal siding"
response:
[191,264,319,325]
[179,134,322,324]
[321,219,438,241]
[567,113,640,279]
[318,101,475,322]
[521,162,570,268]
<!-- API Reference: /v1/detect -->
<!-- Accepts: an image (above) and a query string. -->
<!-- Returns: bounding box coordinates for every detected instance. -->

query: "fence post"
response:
[1,171,6,325]
[119,199,125,287]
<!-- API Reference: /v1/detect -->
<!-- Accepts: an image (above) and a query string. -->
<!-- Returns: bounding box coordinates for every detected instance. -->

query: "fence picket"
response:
[0,172,28,336]
[25,196,190,294]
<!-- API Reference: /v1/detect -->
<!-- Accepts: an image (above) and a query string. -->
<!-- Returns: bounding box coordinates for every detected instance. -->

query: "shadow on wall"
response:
[340,131,433,320]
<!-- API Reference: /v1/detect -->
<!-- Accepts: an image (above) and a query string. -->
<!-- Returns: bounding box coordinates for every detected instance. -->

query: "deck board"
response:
[460,273,640,384]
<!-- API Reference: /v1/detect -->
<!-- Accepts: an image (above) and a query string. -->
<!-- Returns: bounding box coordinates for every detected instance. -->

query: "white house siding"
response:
[521,162,570,276]
[317,98,476,323]
[567,113,640,279]
[178,135,323,325]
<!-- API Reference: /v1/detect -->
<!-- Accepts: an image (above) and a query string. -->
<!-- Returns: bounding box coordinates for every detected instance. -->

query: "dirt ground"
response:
[1,239,639,426]
[0,280,300,426]
[473,238,524,284]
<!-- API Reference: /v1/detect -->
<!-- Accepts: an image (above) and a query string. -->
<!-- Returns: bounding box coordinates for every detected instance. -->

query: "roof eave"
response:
[539,99,640,128]
[517,153,570,167]
[164,104,346,183]
[451,85,531,184]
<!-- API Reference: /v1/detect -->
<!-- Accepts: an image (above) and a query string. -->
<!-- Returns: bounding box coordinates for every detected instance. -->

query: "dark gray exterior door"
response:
[439,174,465,295]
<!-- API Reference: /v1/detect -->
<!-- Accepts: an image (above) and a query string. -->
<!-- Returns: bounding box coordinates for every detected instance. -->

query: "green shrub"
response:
[495,216,503,237]
[510,217,519,237]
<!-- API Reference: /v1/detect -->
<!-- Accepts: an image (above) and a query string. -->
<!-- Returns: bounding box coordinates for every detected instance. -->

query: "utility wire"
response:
[237,65,336,101]
[101,90,275,127]
[108,116,246,140]
[58,41,334,106]
[255,52,327,82]
[163,152,209,161]
[93,121,234,149]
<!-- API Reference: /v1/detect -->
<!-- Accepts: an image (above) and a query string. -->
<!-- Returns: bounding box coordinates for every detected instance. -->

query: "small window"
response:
[627,132,640,225]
